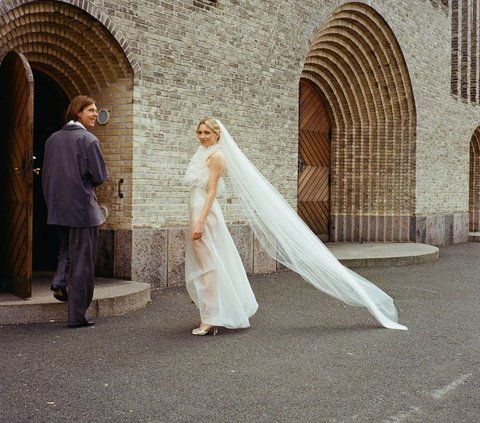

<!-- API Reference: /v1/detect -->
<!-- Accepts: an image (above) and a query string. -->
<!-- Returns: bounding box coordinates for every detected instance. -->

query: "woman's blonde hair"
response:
[196,117,221,141]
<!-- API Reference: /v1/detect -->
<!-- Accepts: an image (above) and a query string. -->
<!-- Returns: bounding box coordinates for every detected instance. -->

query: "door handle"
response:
[14,152,39,177]
[298,157,306,173]
[32,155,41,176]
[14,157,26,175]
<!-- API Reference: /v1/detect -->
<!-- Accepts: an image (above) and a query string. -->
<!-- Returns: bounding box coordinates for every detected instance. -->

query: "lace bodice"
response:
[183,144,225,195]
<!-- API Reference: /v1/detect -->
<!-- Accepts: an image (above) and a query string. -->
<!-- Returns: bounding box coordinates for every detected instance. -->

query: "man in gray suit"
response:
[42,95,109,328]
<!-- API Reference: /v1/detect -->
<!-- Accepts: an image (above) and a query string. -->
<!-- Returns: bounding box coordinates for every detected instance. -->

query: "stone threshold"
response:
[326,242,439,268]
[468,232,480,242]
[0,274,151,325]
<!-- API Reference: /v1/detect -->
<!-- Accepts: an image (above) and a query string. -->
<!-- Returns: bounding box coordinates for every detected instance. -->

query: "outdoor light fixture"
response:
[97,109,110,125]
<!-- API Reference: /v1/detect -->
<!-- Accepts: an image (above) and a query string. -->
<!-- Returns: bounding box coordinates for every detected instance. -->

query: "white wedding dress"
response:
[183,144,258,329]
[183,121,407,331]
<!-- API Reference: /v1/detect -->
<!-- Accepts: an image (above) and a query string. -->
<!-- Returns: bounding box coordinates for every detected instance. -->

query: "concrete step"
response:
[0,274,151,325]
[468,232,480,242]
[326,242,439,268]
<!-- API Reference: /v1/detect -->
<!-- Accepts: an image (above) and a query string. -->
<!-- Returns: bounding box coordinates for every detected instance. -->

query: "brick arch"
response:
[0,0,136,236]
[0,0,138,97]
[301,2,416,242]
[469,128,480,231]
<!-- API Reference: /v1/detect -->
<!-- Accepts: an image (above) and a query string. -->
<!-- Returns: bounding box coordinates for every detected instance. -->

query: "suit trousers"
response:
[53,225,99,325]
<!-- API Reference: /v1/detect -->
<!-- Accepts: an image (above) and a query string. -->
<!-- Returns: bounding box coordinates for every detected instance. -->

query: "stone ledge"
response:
[326,242,440,268]
[0,278,151,325]
[468,232,480,242]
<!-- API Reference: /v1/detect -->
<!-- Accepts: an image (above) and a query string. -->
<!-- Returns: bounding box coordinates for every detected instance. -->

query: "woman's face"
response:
[77,103,98,128]
[196,123,218,147]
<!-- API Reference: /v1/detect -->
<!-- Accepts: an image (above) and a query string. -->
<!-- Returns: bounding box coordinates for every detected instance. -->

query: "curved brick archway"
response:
[0,0,135,230]
[301,2,416,242]
[469,128,480,231]
[0,0,138,97]
[0,0,140,80]
[0,0,137,279]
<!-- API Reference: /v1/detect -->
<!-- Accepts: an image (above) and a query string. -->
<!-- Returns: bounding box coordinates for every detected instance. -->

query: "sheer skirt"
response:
[185,188,258,329]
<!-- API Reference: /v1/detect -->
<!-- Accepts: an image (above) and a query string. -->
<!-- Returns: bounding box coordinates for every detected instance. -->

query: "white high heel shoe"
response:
[192,325,218,336]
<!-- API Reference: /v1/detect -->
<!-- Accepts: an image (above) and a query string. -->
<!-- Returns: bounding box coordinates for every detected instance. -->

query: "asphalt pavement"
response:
[1,242,479,423]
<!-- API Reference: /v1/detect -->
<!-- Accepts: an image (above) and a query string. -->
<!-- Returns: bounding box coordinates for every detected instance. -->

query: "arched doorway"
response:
[301,2,416,242]
[32,70,69,271]
[298,79,331,241]
[0,0,136,297]
[0,57,69,295]
[469,128,480,232]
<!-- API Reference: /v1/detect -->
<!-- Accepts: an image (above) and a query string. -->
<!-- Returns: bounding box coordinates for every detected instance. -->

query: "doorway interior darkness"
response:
[32,69,69,271]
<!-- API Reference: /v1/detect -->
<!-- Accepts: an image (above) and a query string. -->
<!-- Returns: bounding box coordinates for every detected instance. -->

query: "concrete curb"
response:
[0,279,151,325]
[326,242,439,268]
[468,232,480,242]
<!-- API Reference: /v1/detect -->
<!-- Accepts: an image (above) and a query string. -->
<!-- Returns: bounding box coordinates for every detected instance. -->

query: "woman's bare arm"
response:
[192,151,226,240]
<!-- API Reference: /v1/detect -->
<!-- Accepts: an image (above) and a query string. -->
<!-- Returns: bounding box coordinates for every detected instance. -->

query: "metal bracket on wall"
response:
[118,178,124,198]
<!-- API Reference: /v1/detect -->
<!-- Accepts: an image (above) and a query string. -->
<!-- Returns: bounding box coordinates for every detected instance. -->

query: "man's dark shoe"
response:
[50,284,68,302]
[68,321,95,328]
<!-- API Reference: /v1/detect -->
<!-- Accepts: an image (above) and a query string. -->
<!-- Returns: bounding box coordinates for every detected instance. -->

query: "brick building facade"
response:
[1,0,479,292]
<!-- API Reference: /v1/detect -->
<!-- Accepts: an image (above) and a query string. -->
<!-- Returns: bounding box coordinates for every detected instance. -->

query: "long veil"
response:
[217,120,407,331]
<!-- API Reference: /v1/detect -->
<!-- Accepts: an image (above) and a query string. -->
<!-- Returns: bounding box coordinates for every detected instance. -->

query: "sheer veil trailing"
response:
[216,120,407,331]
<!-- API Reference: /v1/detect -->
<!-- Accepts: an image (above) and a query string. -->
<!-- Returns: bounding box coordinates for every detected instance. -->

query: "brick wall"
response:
[87,0,479,231]
[2,0,480,287]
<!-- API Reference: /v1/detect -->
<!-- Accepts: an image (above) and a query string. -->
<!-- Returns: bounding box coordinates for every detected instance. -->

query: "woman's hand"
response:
[192,222,204,241]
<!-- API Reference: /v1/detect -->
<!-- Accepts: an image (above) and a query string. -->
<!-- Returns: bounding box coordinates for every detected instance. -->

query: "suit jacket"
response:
[42,124,109,227]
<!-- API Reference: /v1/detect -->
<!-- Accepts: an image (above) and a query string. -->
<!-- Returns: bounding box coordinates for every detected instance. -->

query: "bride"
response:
[183,117,407,336]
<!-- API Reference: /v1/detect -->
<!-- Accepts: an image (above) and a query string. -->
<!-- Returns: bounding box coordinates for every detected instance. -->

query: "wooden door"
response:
[0,51,34,298]
[469,132,480,231]
[298,79,331,241]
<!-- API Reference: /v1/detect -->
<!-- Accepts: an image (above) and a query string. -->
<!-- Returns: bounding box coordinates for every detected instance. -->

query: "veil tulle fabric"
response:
[216,120,407,331]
